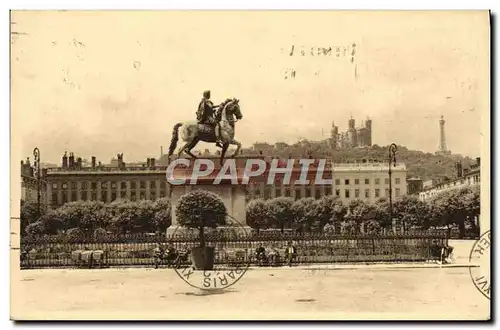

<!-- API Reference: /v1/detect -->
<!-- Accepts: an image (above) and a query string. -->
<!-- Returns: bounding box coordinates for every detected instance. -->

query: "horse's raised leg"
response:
[229,140,242,158]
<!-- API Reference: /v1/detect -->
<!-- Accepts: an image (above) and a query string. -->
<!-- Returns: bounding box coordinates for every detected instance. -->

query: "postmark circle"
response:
[469,230,491,300]
[171,211,250,291]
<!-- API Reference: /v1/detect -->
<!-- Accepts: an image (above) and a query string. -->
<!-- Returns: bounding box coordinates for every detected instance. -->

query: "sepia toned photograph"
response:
[10,10,491,321]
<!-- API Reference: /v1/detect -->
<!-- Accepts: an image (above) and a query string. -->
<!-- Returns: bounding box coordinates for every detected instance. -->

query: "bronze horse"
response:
[167,98,243,165]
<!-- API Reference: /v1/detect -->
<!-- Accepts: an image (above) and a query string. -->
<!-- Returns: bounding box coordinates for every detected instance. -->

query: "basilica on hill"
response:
[329,117,372,149]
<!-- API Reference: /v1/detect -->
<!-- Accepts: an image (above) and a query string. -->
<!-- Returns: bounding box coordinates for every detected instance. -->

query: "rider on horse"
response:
[197,90,223,147]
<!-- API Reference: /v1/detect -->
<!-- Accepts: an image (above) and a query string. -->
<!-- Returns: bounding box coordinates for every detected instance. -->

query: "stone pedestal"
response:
[167,183,250,235]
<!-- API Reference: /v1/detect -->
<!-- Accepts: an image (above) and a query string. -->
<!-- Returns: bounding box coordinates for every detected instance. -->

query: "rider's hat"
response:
[203,90,211,98]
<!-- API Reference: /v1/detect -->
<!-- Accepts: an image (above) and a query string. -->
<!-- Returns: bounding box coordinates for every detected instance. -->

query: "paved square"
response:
[11,266,489,320]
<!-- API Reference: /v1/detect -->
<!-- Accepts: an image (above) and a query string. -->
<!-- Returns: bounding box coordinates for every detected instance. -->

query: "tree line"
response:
[246,184,480,237]
[21,198,172,238]
[20,184,479,239]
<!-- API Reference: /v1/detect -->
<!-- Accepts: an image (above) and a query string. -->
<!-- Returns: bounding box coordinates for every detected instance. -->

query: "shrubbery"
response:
[176,189,227,247]
[20,183,480,239]
[246,185,480,238]
[21,198,172,237]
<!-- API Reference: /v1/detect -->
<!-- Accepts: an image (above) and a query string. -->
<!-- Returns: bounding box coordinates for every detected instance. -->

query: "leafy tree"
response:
[152,198,172,233]
[392,195,431,231]
[346,199,377,234]
[132,200,157,232]
[37,214,63,235]
[25,221,46,236]
[266,197,294,233]
[109,200,136,234]
[373,198,391,229]
[175,189,227,247]
[246,199,270,233]
[51,201,106,231]
[461,185,480,233]
[428,186,478,238]
[314,195,347,231]
[20,200,44,235]
[292,197,318,232]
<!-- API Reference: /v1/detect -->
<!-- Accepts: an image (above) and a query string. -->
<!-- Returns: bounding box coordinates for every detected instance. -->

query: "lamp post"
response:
[388,143,397,232]
[33,148,41,215]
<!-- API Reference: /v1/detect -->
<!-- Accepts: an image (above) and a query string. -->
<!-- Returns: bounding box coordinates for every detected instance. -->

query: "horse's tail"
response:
[168,123,183,156]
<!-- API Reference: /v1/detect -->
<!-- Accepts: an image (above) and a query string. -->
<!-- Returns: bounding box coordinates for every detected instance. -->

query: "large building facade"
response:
[42,151,408,209]
[331,162,407,204]
[245,160,408,204]
[20,159,47,205]
[46,167,172,209]
[45,153,170,209]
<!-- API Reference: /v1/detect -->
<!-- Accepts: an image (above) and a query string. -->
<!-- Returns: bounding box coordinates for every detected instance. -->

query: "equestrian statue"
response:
[167,90,243,165]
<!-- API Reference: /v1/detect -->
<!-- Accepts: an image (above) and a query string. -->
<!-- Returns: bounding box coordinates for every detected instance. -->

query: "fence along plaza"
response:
[20,232,448,269]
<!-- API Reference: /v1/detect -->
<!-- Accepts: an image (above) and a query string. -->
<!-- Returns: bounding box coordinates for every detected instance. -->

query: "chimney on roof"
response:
[62,151,68,168]
[69,152,75,168]
[476,157,480,166]
[150,158,156,167]
[91,156,96,168]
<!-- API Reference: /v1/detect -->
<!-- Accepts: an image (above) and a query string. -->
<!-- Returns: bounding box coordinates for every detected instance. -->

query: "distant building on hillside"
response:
[329,117,372,149]
[274,142,289,150]
[252,142,273,152]
[419,157,480,202]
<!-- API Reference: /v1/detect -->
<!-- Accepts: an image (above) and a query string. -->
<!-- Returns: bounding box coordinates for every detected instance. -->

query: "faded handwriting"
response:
[72,39,85,48]
[283,69,296,80]
[283,65,357,80]
[288,43,357,60]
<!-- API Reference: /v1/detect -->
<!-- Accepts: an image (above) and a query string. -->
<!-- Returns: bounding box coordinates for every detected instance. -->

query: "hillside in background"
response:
[238,141,473,182]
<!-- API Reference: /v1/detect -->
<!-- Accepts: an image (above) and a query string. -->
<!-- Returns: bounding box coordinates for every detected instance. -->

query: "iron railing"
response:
[20,232,448,269]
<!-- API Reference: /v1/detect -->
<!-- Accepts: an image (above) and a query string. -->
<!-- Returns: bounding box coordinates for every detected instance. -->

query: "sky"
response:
[11,11,489,164]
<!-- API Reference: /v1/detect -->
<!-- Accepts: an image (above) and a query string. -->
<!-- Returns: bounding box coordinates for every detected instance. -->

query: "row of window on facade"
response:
[50,180,169,191]
[420,174,480,199]
[49,177,402,191]
[246,186,401,201]
[334,177,402,185]
[51,189,169,206]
